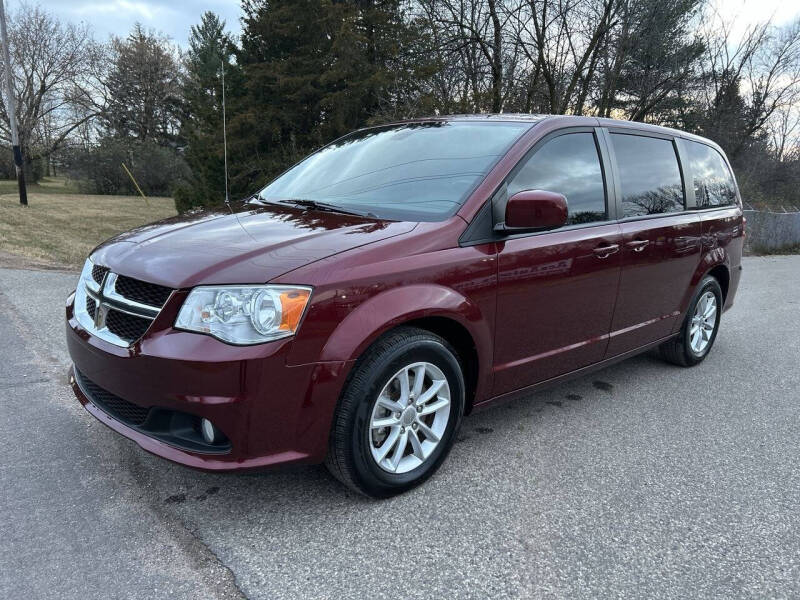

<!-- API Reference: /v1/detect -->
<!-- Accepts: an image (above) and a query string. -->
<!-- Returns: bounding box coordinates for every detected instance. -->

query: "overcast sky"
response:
[24,0,800,49]
[34,0,244,47]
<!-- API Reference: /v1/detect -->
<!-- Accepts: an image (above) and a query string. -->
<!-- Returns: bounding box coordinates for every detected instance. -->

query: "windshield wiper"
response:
[276,198,377,218]
[246,194,279,206]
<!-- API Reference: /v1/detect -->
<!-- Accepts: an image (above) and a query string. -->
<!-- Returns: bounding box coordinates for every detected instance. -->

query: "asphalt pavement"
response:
[1,256,798,599]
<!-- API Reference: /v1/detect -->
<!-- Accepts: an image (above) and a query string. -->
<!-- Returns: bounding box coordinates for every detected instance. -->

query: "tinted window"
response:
[685,141,737,208]
[611,134,684,217]
[507,132,606,224]
[258,121,530,221]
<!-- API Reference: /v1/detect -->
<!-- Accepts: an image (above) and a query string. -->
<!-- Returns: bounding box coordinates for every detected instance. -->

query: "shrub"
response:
[75,138,189,197]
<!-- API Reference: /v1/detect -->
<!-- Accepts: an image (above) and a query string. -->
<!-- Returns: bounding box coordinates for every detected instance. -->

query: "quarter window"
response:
[611,134,685,217]
[685,141,737,208]
[507,132,607,225]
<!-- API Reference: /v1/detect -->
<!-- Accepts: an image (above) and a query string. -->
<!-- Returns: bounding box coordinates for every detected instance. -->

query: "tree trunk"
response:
[488,0,503,112]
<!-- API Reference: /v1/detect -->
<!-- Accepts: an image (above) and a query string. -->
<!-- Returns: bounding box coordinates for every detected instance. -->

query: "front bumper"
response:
[66,293,351,471]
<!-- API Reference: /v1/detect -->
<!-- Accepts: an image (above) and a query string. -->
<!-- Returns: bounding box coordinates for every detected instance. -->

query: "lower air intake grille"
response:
[75,369,151,426]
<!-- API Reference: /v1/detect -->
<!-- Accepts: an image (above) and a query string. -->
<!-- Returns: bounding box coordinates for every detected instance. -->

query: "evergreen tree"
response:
[222,0,433,201]
[608,0,705,123]
[174,12,237,211]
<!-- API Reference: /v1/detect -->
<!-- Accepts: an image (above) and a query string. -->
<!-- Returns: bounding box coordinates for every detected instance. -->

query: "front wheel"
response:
[324,327,465,498]
[660,275,723,367]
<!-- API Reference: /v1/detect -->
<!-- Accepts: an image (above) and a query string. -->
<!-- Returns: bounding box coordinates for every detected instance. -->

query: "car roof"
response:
[388,113,549,125]
[354,114,723,157]
[382,113,719,151]
[398,113,683,132]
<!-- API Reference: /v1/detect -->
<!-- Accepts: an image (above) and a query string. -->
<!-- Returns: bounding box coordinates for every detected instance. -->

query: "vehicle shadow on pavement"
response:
[116,351,665,511]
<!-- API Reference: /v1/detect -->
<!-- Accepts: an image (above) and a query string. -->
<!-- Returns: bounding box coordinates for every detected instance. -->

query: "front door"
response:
[493,130,622,396]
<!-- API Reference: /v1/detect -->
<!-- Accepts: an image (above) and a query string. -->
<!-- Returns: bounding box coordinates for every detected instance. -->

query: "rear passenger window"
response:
[507,132,606,225]
[685,141,737,208]
[611,134,684,217]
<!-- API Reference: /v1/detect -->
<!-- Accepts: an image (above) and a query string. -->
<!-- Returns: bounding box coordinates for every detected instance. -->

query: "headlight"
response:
[175,285,312,345]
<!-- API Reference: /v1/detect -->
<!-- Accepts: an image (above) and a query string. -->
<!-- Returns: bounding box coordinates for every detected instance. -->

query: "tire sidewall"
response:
[347,338,464,497]
[682,276,723,364]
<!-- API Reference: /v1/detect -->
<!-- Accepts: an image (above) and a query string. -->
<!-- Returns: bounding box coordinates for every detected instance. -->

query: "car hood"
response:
[91,203,416,288]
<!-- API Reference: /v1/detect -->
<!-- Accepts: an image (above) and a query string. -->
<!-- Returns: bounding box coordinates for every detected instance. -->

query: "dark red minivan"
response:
[66,115,743,497]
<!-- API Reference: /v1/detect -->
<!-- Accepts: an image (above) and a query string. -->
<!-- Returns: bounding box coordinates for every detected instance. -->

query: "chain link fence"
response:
[743,209,800,252]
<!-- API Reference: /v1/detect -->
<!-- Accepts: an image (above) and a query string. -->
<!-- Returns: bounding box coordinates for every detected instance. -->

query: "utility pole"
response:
[0,0,26,206]
[221,57,229,205]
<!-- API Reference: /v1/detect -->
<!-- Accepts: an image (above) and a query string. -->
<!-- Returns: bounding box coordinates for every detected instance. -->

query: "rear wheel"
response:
[324,327,465,498]
[660,275,723,367]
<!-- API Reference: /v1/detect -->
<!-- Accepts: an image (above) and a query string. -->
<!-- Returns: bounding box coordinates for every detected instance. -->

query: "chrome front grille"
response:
[74,260,174,347]
[114,275,173,307]
[91,264,109,286]
[86,296,97,319]
[106,308,152,341]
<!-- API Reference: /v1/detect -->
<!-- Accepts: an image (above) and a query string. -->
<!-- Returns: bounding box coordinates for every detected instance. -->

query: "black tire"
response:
[660,275,723,367]
[324,326,465,498]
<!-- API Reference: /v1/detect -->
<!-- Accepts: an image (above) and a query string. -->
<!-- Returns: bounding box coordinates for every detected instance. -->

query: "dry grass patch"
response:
[0,192,176,269]
[0,176,82,195]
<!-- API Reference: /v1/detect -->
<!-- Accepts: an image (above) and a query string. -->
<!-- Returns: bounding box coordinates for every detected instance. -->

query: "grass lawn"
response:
[0,175,83,196]
[0,189,177,270]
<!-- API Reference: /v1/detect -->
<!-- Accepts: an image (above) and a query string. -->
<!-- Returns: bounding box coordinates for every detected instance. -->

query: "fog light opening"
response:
[200,418,219,444]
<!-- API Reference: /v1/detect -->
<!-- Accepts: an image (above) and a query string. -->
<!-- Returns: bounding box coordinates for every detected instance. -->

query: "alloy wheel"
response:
[689,290,717,354]
[368,362,451,474]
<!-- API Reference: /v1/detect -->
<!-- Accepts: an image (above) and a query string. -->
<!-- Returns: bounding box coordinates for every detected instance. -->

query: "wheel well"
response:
[404,317,479,414]
[708,265,730,301]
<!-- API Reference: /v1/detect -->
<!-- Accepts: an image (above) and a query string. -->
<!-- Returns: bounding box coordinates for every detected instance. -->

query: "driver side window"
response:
[501,132,607,226]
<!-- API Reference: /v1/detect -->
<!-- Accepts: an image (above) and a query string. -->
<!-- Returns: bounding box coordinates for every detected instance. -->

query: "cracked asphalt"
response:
[1,256,798,599]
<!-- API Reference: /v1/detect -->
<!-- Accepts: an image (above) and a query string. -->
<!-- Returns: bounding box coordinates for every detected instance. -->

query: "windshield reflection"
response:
[258,121,531,222]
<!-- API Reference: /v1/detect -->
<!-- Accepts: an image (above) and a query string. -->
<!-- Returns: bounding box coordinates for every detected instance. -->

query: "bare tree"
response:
[769,106,800,162]
[414,1,464,113]
[0,4,100,177]
[417,0,519,112]
[603,0,704,122]
[513,0,622,114]
[697,14,800,158]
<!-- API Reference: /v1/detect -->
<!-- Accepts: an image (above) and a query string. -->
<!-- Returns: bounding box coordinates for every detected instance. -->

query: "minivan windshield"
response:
[256,121,531,221]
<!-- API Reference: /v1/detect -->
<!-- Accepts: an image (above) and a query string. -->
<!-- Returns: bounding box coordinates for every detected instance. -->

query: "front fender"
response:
[319,283,492,369]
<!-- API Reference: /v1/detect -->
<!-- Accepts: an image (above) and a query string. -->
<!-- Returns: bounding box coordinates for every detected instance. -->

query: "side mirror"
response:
[497,190,568,232]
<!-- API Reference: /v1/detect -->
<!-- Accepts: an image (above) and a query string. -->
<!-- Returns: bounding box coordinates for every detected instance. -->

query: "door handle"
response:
[625,239,650,252]
[593,244,620,258]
